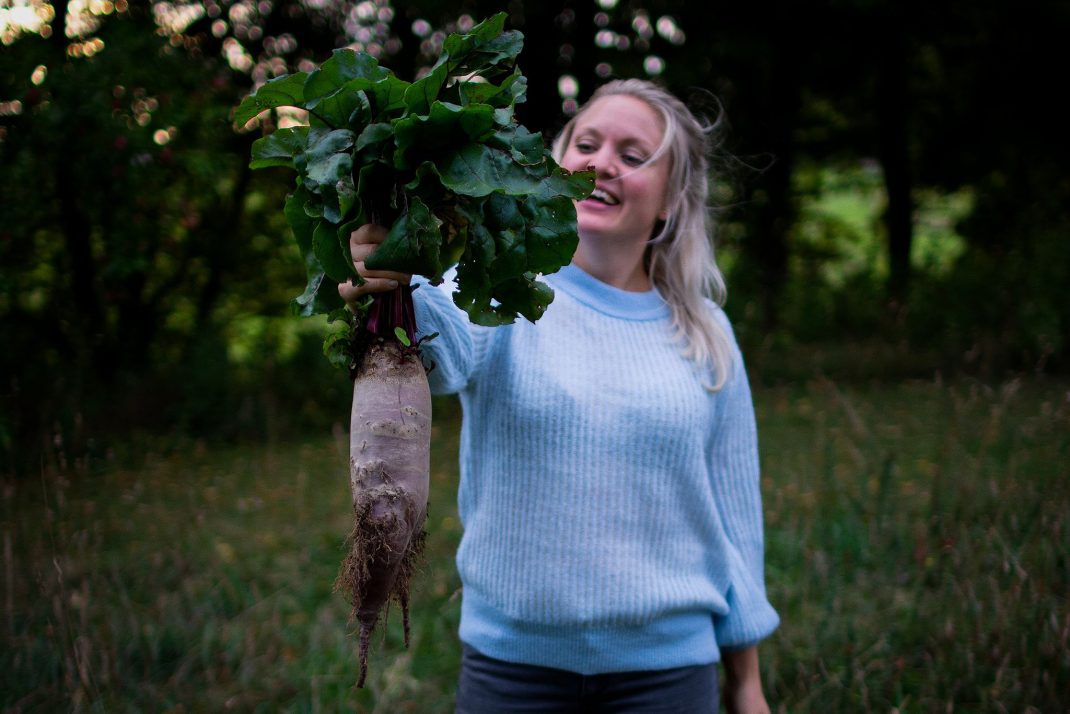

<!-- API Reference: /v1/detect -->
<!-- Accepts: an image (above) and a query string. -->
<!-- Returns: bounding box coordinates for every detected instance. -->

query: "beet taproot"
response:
[336,338,431,687]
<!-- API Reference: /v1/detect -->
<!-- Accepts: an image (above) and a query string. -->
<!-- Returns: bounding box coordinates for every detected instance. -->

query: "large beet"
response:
[337,338,431,687]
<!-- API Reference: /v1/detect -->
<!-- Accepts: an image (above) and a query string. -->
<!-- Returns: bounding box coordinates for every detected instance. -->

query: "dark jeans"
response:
[455,645,720,713]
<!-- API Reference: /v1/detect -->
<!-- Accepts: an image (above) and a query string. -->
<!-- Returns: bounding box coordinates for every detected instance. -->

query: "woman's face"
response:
[560,94,671,248]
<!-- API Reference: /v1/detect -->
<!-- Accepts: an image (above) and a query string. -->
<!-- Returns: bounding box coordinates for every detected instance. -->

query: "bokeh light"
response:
[656,15,686,45]
[411,18,431,37]
[557,74,579,99]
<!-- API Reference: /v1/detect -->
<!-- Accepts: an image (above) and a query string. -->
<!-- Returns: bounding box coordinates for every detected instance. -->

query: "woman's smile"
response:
[560,94,671,248]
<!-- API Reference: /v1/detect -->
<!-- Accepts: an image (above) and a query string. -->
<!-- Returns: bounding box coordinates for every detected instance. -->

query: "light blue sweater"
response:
[413,263,779,674]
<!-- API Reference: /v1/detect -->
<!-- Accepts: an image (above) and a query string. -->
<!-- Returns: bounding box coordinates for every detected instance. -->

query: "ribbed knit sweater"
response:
[412,263,779,674]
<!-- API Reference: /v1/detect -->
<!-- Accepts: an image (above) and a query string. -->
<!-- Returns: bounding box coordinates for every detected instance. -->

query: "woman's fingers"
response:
[338,275,399,307]
[350,224,410,282]
[350,223,388,251]
[337,223,412,310]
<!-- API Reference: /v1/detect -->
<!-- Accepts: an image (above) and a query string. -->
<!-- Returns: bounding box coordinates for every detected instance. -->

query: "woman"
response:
[340,79,778,713]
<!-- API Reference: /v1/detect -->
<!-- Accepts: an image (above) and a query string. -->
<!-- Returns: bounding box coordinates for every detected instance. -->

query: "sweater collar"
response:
[549,263,670,321]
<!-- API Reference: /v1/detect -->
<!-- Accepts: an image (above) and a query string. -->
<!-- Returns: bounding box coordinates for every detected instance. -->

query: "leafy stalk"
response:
[237,13,593,368]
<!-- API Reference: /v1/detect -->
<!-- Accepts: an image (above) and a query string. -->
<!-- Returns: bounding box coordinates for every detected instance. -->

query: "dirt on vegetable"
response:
[335,339,431,687]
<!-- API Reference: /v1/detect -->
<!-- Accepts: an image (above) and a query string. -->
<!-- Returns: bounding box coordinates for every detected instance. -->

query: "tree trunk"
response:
[877,14,913,308]
[750,4,800,330]
[51,0,108,375]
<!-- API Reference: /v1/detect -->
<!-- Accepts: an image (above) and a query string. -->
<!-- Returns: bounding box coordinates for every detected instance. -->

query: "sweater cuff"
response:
[712,579,780,650]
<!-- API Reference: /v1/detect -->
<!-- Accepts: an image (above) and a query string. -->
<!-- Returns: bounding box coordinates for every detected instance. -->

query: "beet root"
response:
[336,339,431,688]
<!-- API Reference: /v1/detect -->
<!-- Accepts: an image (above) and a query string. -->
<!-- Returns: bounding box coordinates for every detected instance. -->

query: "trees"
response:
[1,2,281,470]
[1,0,1066,474]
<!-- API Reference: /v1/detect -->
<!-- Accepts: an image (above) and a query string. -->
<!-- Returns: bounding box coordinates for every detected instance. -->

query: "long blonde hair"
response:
[552,79,733,390]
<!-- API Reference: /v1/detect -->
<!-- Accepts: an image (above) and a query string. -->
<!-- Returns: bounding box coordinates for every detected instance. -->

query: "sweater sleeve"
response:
[410,273,489,395]
[708,312,780,650]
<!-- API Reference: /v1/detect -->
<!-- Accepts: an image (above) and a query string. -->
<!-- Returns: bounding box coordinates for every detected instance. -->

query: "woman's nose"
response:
[588,151,618,178]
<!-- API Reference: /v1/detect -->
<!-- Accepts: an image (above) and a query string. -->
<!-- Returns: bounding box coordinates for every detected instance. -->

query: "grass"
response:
[3,379,1068,712]
[757,376,1070,712]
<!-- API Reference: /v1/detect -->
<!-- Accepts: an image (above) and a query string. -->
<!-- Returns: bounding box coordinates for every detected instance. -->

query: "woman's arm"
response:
[705,313,779,709]
[707,319,779,646]
[722,646,770,714]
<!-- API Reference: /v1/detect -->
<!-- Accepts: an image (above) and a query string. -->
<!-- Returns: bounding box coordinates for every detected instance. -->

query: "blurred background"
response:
[1,0,1067,711]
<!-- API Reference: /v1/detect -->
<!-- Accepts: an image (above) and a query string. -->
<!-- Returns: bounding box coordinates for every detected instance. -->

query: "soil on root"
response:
[334,487,427,688]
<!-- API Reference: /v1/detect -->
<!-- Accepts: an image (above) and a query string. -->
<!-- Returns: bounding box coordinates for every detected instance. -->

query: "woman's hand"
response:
[337,224,412,310]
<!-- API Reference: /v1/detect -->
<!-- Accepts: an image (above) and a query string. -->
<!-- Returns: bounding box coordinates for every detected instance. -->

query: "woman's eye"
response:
[623,154,646,166]
[575,142,595,153]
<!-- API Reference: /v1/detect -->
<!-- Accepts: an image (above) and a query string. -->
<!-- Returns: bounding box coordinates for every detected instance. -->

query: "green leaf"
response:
[305,58,407,127]
[477,194,577,294]
[367,75,411,114]
[452,220,502,325]
[289,192,345,319]
[302,129,356,220]
[458,70,527,110]
[441,13,523,77]
[285,185,316,258]
[355,122,393,152]
[234,73,308,125]
[393,101,495,169]
[519,195,582,272]
[327,307,355,324]
[354,161,398,224]
[305,50,389,104]
[323,318,357,369]
[493,274,555,323]
[490,123,544,165]
[365,196,445,279]
[337,175,358,222]
[448,12,507,47]
[393,326,412,347]
[480,192,525,232]
[306,162,355,223]
[292,270,324,316]
[250,126,309,169]
[336,217,365,284]
[538,166,596,201]
[324,340,352,369]
[436,144,544,197]
[402,161,451,214]
[309,86,371,130]
[312,218,357,282]
[302,128,355,187]
[403,61,448,115]
[489,228,527,277]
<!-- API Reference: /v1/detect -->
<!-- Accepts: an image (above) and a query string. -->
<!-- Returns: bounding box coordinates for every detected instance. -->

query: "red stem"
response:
[365,285,417,344]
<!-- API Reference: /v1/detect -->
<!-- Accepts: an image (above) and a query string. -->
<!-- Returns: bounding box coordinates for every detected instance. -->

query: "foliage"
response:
[240,12,593,341]
[1,0,1068,477]
[0,3,284,477]
[4,379,1067,710]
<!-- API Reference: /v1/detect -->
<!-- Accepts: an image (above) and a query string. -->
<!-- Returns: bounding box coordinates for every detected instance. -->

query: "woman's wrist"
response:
[721,646,770,714]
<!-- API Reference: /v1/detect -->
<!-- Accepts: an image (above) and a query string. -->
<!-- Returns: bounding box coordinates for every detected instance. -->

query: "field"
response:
[3,377,1068,712]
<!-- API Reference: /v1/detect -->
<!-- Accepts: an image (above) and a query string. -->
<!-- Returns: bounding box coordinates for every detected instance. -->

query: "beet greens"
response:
[237,12,592,351]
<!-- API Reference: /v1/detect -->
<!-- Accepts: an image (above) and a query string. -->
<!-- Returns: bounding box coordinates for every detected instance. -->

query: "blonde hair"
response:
[552,79,733,390]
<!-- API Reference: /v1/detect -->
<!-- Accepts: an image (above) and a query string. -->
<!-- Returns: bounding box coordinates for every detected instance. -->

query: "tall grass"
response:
[2,398,466,713]
[3,380,1067,712]
[758,376,1070,712]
